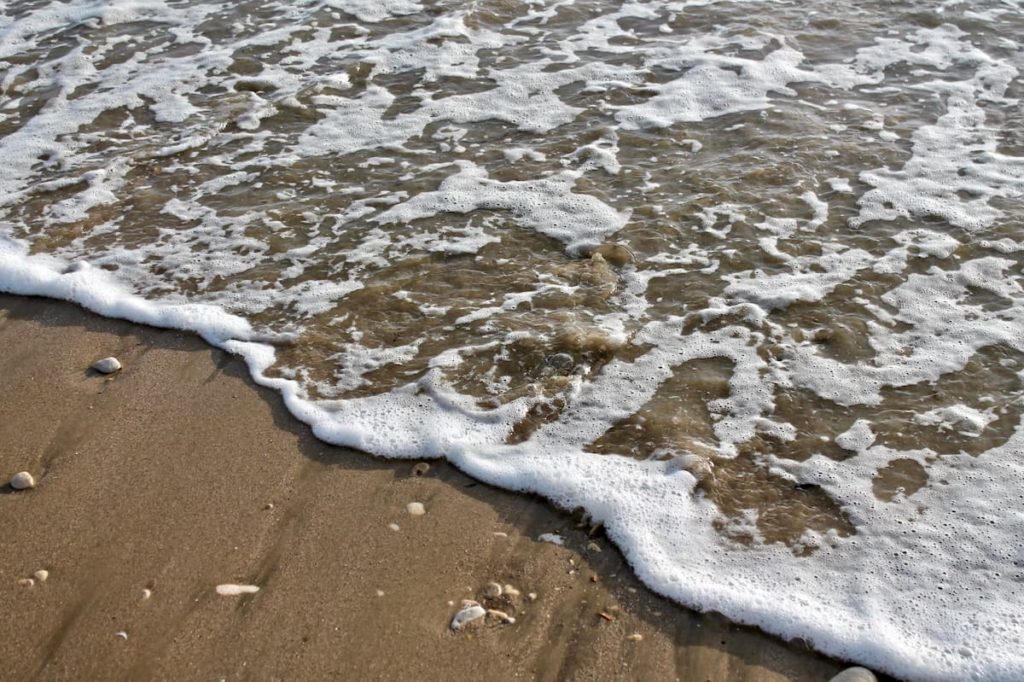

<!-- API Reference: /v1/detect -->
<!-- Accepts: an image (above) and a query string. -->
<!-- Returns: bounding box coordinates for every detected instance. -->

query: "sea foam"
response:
[2,1,1023,679]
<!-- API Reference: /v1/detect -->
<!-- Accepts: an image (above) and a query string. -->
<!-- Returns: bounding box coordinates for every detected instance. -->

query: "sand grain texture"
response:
[0,295,851,681]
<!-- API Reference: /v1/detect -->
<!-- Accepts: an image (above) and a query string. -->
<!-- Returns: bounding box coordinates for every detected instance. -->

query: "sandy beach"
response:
[0,294,858,680]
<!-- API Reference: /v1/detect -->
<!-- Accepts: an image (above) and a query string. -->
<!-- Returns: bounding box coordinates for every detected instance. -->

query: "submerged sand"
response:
[0,294,853,681]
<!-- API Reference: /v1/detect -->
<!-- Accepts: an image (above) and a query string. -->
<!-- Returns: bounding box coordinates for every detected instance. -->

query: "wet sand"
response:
[0,294,853,681]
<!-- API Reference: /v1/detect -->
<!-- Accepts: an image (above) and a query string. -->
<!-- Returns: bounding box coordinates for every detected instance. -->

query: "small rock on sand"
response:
[538,532,564,546]
[141,589,152,600]
[91,357,122,374]
[482,582,502,598]
[450,600,486,630]
[627,633,643,642]
[388,522,400,531]
[411,462,430,476]
[406,502,425,516]
[215,583,260,596]
[829,668,877,682]
[33,570,49,583]
[115,631,128,641]
[10,471,35,490]
[486,609,515,624]
[503,584,520,597]
[18,578,34,588]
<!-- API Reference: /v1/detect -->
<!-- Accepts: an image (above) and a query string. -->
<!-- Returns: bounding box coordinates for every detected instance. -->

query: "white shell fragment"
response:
[538,532,564,546]
[33,570,49,583]
[91,357,122,374]
[487,609,515,624]
[215,583,260,596]
[406,502,425,516]
[10,471,35,490]
[450,600,487,630]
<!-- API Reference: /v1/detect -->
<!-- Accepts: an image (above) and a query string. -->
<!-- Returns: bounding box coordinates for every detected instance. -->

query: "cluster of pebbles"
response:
[450,581,529,631]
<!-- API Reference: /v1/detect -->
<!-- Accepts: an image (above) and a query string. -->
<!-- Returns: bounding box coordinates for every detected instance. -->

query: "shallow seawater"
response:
[2,0,1024,678]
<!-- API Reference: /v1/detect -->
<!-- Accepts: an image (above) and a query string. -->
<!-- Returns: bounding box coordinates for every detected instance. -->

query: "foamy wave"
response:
[2,1,1024,679]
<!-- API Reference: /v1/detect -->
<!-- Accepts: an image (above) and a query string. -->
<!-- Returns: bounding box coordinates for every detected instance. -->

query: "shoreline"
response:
[0,293,856,680]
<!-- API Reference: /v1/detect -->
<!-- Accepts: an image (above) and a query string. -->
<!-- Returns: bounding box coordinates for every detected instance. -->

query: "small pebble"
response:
[451,600,487,630]
[115,631,128,641]
[18,578,34,588]
[482,582,503,599]
[829,668,877,682]
[406,502,425,516]
[487,609,515,624]
[388,523,400,531]
[527,592,538,602]
[141,589,152,600]
[492,531,508,538]
[503,585,521,597]
[586,542,602,553]
[264,503,274,510]
[33,570,49,583]
[538,532,564,546]
[411,462,430,477]
[375,589,385,597]
[627,633,643,642]
[91,357,122,374]
[10,471,35,490]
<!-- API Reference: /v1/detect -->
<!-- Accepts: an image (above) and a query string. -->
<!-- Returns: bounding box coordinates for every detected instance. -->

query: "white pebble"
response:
[482,582,503,598]
[406,502,425,516]
[115,631,128,641]
[830,668,877,682]
[375,589,385,597]
[10,471,35,490]
[527,592,538,601]
[388,523,400,531]
[216,583,260,596]
[18,578,34,588]
[538,532,564,546]
[450,600,487,630]
[91,357,122,374]
[627,633,643,642]
[141,589,152,600]
[33,570,49,583]
[503,585,521,597]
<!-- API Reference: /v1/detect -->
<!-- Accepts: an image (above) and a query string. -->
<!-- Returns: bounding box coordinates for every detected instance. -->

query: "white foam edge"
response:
[2,236,1018,680]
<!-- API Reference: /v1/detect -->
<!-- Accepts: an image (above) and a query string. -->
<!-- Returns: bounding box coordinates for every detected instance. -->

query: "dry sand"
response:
[0,294,860,681]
